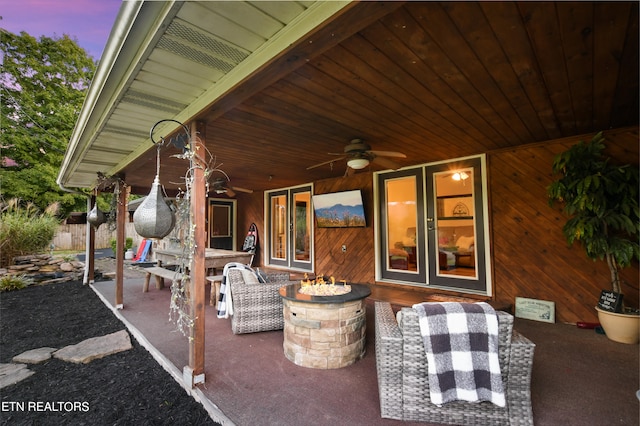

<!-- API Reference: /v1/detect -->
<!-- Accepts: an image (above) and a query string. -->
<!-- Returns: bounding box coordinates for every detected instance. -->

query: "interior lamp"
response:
[452,171,469,181]
[347,158,369,170]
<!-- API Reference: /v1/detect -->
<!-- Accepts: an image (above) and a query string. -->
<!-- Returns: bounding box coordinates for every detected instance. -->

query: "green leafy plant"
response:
[547,132,640,296]
[110,237,134,257]
[0,199,61,268]
[0,275,31,292]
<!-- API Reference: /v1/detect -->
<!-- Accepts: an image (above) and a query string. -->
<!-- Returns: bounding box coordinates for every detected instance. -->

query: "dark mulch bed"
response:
[0,280,219,425]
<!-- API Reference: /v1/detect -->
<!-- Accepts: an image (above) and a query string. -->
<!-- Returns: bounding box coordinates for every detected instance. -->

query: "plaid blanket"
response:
[413,302,505,407]
[216,263,265,319]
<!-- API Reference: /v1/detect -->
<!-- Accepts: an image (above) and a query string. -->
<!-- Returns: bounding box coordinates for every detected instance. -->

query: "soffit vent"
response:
[167,20,249,64]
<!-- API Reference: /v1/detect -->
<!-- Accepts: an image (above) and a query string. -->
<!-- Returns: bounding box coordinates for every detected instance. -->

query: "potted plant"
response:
[547,132,639,343]
[110,237,134,259]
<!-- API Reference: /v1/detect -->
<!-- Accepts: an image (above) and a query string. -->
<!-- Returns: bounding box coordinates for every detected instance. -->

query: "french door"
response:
[266,185,313,271]
[377,156,490,294]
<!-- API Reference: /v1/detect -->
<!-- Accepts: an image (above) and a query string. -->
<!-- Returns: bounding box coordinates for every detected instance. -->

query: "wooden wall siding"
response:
[235,174,377,282]
[233,127,638,324]
[488,127,639,324]
[313,172,376,284]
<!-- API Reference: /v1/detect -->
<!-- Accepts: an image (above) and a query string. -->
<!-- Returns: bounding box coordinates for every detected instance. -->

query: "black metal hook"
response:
[149,119,191,152]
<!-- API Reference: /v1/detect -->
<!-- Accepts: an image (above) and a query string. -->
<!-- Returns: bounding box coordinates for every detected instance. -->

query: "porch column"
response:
[85,195,96,284]
[115,181,128,309]
[186,121,206,387]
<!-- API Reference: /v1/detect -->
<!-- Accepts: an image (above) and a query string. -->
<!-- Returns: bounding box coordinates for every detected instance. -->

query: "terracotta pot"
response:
[595,306,640,344]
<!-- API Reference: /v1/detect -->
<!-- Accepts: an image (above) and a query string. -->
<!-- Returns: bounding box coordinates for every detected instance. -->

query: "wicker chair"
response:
[226,269,293,335]
[374,301,535,425]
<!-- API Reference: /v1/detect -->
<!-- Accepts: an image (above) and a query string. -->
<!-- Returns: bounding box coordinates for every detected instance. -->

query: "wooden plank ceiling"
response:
[103,1,639,196]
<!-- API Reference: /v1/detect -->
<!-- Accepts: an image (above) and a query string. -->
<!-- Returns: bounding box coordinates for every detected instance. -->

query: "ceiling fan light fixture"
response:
[452,171,469,181]
[347,158,369,169]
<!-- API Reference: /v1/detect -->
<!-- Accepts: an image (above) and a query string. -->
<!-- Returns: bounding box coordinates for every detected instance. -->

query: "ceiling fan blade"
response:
[372,156,402,170]
[230,186,253,194]
[306,156,346,170]
[368,150,407,158]
[226,188,236,197]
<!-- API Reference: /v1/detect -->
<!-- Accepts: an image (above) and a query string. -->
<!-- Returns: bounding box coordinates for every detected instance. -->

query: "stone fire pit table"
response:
[279,283,371,369]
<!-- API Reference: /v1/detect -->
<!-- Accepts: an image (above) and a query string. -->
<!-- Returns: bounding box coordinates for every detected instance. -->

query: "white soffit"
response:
[60,0,349,188]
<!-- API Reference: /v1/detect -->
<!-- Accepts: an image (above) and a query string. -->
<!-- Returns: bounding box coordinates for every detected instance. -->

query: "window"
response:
[266,185,313,271]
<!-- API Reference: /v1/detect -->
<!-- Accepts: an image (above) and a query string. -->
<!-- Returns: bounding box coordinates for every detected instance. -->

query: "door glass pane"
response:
[293,191,311,262]
[209,202,233,249]
[211,205,230,237]
[271,195,287,260]
[385,176,418,272]
[434,168,477,278]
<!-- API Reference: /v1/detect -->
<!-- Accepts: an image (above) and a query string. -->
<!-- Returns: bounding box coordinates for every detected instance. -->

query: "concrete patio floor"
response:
[91,277,639,426]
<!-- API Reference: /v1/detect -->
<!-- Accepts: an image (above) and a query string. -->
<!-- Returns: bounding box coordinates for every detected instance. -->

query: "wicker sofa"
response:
[374,301,535,425]
[226,269,294,335]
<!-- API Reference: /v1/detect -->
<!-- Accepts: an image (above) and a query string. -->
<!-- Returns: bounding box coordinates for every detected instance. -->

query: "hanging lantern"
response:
[87,204,107,229]
[133,175,176,239]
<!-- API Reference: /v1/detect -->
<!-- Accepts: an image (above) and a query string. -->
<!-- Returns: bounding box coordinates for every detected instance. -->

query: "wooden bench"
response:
[206,275,224,307]
[143,266,183,292]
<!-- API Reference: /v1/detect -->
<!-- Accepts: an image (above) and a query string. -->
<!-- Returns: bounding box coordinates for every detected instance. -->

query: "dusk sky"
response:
[1,0,122,60]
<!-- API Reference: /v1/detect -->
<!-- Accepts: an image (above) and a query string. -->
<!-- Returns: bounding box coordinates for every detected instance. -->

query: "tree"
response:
[1,30,96,217]
[547,132,640,295]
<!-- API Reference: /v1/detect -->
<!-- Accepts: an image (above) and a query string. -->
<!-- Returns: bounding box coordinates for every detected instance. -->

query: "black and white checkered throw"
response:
[412,302,505,407]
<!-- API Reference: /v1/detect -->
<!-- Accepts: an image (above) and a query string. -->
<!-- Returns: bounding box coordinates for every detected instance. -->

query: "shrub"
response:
[0,275,31,292]
[110,237,134,257]
[0,199,61,268]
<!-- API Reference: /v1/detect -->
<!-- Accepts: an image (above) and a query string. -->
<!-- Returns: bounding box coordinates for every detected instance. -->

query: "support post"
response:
[186,121,206,387]
[87,195,96,284]
[115,182,127,309]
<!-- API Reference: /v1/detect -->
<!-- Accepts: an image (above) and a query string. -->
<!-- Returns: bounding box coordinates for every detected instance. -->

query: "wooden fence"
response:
[52,223,144,251]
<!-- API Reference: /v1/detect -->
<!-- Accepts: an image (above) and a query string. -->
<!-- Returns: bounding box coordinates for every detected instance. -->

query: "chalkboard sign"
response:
[597,290,623,313]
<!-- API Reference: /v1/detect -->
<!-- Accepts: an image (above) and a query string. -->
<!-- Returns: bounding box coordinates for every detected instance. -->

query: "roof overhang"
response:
[58,0,354,189]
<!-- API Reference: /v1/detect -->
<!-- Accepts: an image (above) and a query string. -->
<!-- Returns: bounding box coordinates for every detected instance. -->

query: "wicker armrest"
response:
[264,272,291,282]
[506,330,535,426]
[374,301,404,420]
[229,278,291,334]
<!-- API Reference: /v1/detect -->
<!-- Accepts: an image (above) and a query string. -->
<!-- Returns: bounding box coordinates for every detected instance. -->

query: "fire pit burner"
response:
[279,283,370,369]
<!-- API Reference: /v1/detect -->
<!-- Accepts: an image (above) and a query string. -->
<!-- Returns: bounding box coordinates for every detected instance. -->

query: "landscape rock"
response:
[59,262,75,272]
[53,330,132,364]
[12,347,58,364]
[0,363,34,390]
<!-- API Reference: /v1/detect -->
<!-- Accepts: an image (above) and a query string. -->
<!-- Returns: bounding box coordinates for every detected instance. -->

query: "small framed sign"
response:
[597,290,623,313]
[515,297,555,323]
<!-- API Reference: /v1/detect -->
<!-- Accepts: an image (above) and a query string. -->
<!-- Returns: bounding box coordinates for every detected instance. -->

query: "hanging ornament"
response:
[87,204,107,229]
[133,175,176,239]
[133,129,176,239]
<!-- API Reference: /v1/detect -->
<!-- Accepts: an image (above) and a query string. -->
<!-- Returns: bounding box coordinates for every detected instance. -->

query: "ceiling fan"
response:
[210,177,253,197]
[306,139,406,173]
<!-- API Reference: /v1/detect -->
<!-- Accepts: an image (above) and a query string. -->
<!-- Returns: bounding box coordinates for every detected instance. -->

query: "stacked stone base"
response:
[0,254,84,284]
[282,298,366,369]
